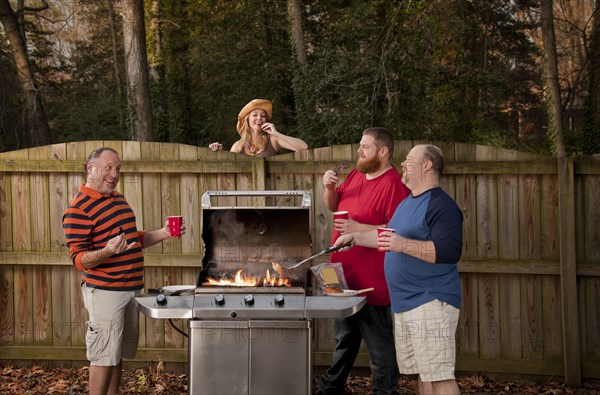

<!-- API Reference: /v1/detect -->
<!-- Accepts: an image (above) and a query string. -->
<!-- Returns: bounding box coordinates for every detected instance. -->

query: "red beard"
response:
[356,155,382,174]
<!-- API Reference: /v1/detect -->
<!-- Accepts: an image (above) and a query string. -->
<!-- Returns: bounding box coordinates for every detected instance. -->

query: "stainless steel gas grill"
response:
[135,190,366,395]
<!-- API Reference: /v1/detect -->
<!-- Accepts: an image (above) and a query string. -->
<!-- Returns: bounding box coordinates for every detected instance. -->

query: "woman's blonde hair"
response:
[237,112,270,153]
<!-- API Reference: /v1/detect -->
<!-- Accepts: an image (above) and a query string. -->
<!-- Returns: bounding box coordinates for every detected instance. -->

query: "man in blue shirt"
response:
[333,144,463,395]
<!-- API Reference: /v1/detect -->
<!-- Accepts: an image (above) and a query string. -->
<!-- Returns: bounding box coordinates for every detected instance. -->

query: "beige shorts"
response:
[393,299,459,382]
[81,285,140,366]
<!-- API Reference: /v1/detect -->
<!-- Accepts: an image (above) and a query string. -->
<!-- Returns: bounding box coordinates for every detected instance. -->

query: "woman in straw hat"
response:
[209,99,308,156]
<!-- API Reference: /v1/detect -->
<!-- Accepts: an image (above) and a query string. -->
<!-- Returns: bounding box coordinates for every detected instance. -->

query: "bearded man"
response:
[316,128,410,395]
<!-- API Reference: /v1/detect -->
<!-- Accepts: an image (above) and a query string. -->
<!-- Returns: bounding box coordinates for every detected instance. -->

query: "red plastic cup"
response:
[333,211,349,220]
[377,227,395,251]
[168,216,183,237]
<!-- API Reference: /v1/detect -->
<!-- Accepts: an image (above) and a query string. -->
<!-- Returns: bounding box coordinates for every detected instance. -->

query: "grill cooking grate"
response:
[194,286,306,294]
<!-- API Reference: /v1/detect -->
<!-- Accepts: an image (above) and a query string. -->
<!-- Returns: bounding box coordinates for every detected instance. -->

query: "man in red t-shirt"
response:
[316,128,410,395]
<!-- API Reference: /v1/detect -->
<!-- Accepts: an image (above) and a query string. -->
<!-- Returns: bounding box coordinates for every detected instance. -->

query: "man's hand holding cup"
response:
[377,227,396,252]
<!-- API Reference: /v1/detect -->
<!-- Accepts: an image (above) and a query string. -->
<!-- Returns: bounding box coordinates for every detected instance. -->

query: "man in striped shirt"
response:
[62,147,184,395]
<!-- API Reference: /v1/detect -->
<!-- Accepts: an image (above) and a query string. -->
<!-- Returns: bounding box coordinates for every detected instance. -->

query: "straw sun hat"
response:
[236,99,273,134]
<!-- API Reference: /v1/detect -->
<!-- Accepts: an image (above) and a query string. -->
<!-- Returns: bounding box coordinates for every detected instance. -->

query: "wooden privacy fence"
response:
[0,141,599,383]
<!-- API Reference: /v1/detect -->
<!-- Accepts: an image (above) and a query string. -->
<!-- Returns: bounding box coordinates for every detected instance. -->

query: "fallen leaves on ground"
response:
[2,363,600,394]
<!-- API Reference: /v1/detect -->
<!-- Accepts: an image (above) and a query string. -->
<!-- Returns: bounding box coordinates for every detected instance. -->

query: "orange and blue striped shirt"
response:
[62,185,146,291]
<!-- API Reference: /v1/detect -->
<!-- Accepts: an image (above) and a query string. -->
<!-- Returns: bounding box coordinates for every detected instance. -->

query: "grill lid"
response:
[199,191,313,287]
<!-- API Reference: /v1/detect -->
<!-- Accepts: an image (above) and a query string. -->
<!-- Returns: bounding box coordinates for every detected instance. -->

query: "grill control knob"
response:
[244,294,255,306]
[214,294,225,306]
[156,293,167,306]
[274,294,285,306]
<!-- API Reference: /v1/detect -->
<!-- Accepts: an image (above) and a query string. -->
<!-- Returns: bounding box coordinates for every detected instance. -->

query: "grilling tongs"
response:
[272,241,353,273]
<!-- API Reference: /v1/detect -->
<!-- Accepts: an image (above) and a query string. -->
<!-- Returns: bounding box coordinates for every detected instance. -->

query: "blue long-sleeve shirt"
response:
[384,187,463,313]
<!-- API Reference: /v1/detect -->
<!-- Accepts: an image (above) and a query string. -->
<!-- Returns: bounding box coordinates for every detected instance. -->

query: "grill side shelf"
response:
[135,295,194,319]
[304,296,367,319]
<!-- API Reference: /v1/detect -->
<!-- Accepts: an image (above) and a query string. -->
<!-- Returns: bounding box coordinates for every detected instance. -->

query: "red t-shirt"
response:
[330,167,410,305]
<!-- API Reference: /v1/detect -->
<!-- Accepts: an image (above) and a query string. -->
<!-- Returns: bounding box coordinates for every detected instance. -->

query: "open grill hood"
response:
[199,202,312,287]
[135,190,366,321]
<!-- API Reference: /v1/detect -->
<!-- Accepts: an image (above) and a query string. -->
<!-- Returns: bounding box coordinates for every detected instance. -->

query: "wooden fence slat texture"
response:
[66,143,88,357]
[583,172,600,365]
[141,142,165,349]
[0,141,599,381]
[48,143,70,368]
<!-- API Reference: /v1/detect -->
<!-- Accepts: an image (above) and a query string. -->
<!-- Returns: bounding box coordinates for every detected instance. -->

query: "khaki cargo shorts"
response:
[393,299,459,382]
[81,285,141,366]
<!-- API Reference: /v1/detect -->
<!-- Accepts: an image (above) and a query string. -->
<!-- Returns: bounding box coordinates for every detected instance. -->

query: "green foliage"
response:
[290,0,545,149]
[147,0,190,143]
[581,8,600,155]
[0,15,56,149]
[3,0,590,155]
[47,41,128,142]
[581,101,600,155]
[183,0,297,148]
[42,2,128,142]
[135,370,148,392]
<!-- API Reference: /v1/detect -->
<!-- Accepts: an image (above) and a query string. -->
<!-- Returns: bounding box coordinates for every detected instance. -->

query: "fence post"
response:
[557,157,581,386]
[252,158,266,190]
[251,158,266,206]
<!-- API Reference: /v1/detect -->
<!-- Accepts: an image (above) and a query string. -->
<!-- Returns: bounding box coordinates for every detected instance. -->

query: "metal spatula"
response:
[272,241,352,273]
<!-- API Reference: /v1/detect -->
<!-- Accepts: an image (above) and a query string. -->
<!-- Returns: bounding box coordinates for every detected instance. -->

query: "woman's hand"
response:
[264,123,309,152]
[261,122,278,136]
[209,142,223,151]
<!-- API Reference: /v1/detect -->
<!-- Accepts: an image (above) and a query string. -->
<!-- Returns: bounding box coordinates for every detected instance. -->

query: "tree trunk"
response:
[106,0,127,133]
[540,0,566,157]
[150,0,161,63]
[16,0,25,44]
[115,0,153,141]
[106,0,123,98]
[540,0,581,388]
[0,0,50,148]
[287,0,306,65]
[147,0,168,141]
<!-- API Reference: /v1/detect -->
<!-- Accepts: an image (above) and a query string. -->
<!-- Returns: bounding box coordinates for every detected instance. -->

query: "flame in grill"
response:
[264,269,292,287]
[205,269,292,287]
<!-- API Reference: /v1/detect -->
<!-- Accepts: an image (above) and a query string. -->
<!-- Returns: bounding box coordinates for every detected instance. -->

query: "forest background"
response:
[0,0,599,156]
